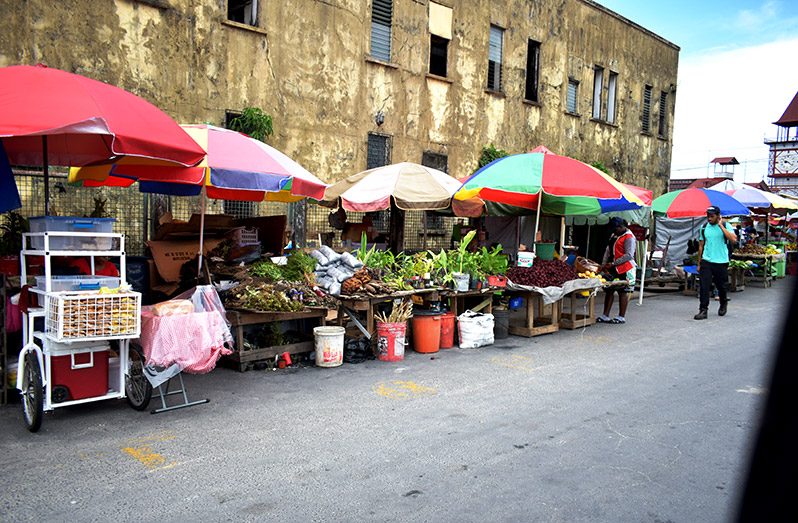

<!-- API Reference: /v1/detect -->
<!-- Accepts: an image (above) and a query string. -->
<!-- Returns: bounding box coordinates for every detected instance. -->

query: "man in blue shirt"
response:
[694,206,737,320]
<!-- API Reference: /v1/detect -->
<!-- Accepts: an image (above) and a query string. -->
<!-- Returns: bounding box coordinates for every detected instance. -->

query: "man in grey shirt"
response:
[597,217,637,324]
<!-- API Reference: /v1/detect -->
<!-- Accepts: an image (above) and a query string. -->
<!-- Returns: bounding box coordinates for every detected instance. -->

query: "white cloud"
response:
[734,1,779,32]
[670,37,798,183]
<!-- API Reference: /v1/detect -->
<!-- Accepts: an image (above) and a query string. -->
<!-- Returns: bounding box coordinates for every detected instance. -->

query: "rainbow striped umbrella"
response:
[652,188,750,218]
[707,180,798,211]
[454,151,645,214]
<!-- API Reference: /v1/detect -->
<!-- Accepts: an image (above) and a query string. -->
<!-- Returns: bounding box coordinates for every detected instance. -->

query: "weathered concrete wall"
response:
[0,0,678,196]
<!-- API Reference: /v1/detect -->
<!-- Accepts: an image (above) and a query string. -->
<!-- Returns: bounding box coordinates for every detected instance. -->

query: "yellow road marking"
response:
[373,380,437,399]
[489,354,540,373]
[121,445,171,469]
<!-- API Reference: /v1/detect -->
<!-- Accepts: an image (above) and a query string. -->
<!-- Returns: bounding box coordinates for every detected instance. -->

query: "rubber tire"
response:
[21,352,43,433]
[125,345,152,411]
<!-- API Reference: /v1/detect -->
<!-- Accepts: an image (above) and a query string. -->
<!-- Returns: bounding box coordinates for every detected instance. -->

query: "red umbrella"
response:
[0,64,206,213]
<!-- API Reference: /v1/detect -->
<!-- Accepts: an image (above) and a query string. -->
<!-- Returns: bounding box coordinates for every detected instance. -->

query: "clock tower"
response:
[767,91,798,193]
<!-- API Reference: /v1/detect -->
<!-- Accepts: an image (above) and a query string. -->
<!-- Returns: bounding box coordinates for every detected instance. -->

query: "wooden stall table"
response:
[559,288,597,329]
[732,254,773,288]
[439,288,495,317]
[226,307,327,371]
[506,289,560,337]
[335,289,439,339]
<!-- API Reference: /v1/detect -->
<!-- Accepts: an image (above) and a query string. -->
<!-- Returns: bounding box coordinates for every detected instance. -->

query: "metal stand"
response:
[151,373,209,414]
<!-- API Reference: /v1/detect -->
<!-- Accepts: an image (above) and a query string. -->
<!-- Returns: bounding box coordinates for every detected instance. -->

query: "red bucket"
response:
[376,322,406,362]
[439,311,455,349]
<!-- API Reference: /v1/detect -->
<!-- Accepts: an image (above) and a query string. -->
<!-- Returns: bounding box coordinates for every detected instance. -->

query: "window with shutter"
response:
[607,72,618,124]
[525,40,541,102]
[592,66,604,119]
[658,91,668,137]
[487,25,504,91]
[642,85,652,133]
[566,79,579,114]
[367,133,391,169]
[228,0,258,26]
[370,0,393,62]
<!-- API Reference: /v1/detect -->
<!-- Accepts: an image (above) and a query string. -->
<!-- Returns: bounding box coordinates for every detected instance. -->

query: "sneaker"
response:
[694,310,708,320]
[596,315,611,323]
[610,316,626,324]
[719,303,727,316]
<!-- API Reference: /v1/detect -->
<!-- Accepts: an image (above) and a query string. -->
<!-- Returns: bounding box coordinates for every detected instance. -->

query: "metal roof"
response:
[774,91,798,126]
[710,157,739,165]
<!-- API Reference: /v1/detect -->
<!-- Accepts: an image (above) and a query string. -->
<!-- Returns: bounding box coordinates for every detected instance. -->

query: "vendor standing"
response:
[597,218,636,324]
[694,206,736,320]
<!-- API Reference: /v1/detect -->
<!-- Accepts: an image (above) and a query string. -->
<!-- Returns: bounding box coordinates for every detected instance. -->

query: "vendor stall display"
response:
[15,222,148,432]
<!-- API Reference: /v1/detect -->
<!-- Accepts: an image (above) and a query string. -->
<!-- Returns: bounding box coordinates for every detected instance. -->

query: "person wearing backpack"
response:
[694,206,737,320]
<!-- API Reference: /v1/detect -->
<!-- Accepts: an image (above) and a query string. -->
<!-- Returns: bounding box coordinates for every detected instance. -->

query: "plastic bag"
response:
[457,310,494,349]
[319,245,341,263]
[310,250,329,266]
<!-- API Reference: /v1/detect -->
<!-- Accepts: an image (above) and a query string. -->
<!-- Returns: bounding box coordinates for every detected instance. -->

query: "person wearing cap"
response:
[694,206,737,320]
[597,217,636,324]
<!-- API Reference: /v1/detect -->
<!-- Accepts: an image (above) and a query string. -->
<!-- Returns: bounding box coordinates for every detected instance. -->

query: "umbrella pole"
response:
[586,224,591,260]
[422,212,427,250]
[197,184,206,281]
[638,238,648,306]
[43,136,50,216]
[559,216,566,257]
[533,198,542,256]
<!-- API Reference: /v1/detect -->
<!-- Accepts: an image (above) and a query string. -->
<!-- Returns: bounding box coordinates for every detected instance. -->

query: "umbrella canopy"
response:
[323,162,461,211]
[454,151,644,210]
[652,188,750,218]
[0,65,205,167]
[706,180,798,211]
[69,124,326,202]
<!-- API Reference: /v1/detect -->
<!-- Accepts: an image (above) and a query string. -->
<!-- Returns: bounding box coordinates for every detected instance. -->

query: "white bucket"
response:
[313,326,345,367]
[517,252,535,267]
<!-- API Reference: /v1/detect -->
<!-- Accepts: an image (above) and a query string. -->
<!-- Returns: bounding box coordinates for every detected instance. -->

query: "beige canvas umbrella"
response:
[323,162,461,211]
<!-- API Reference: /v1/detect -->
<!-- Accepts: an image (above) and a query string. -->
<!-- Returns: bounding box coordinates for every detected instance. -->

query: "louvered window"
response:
[607,72,618,124]
[592,66,604,119]
[566,79,579,114]
[370,0,393,62]
[487,25,503,91]
[228,0,257,26]
[642,85,652,133]
[524,40,541,102]
[658,91,668,137]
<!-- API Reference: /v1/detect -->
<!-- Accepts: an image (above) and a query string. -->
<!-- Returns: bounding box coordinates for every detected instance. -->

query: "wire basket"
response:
[45,292,142,342]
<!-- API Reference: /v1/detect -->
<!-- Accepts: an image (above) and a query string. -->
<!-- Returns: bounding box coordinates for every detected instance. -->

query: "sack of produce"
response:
[457,310,494,349]
[319,245,342,263]
[310,250,329,266]
[340,251,364,270]
[328,282,342,296]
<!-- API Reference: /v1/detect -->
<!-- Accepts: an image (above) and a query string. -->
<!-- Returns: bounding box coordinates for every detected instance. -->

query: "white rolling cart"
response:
[15,218,152,432]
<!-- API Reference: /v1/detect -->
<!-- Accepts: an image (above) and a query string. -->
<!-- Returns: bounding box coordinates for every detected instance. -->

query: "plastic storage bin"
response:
[35,275,120,292]
[29,216,116,251]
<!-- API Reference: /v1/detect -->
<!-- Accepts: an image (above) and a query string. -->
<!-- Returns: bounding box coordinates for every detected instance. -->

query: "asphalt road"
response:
[1,279,793,522]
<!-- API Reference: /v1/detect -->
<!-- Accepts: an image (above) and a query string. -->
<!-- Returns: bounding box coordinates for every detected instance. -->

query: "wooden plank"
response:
[229,341,314,364]
[227,308,327,325]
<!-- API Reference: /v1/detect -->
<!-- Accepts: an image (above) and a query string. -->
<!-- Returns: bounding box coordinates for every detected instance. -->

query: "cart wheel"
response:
[125,345,152,411]
[21,352,43,433]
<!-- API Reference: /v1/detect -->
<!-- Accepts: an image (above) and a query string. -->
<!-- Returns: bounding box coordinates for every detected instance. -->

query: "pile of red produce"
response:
[507,260,578,287]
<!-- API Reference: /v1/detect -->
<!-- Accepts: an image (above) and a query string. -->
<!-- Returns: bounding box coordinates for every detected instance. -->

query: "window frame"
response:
[524,39,541,103]
[370,0,394,63]
[642,84,653,134]
[658,90,668,138]
[367,132,392,170]
[486,24,504,92]
[566,78,579,115]
[227,0,258,27]
[592,66,604,120]
[606,71,618,124]
[429,34,449,78]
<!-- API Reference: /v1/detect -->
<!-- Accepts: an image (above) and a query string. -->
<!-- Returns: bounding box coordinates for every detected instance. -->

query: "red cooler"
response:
[51,348,110,401]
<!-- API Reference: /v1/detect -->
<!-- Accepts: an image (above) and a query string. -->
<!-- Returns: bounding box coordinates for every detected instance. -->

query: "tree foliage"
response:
[477,144,510,170]
[229,107,274,143]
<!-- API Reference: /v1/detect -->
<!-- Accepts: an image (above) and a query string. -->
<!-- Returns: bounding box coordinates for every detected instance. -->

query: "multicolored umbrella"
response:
[652,188,750,218]
[454,151,645,211]
[707,180,798,211]
[323,162,461,211]
[69,124,326,201]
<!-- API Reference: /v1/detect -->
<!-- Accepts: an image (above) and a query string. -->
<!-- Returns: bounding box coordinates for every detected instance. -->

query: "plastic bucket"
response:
[534,242,555,261]
[313,326,345,367]
[439,311,455,349]
[376,322,406,362]
[453,273,469,292]
[493,309,510,339]
[411,314,441,353]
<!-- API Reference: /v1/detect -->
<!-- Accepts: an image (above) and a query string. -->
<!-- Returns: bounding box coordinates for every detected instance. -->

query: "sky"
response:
[597,0,798,183]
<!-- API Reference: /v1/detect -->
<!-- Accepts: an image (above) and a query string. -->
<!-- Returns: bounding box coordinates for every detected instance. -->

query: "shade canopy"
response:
[652,188,750,218]
[0,65,205,167]
[323,162,462,211]
[454,150,644,210]
[69,124,326,202]
[707,180,798,211]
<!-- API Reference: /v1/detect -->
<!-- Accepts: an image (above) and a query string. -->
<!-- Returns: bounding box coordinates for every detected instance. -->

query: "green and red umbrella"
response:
[453,149,646,216]
[652,188,750,218]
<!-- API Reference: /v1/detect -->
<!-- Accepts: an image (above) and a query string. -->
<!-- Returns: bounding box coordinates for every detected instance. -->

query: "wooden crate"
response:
[508,291,560,337]
[559,290,596,329]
